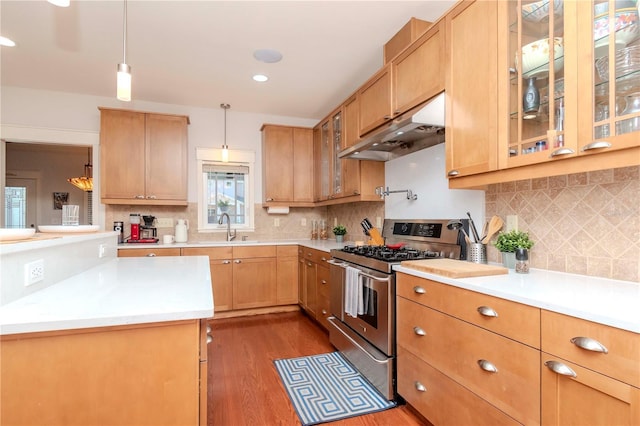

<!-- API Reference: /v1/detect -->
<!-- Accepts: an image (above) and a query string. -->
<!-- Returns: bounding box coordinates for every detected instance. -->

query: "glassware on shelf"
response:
[619,92,640,134]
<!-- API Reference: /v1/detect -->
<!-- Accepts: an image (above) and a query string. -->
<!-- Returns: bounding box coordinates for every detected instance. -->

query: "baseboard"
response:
[211,305,300,320]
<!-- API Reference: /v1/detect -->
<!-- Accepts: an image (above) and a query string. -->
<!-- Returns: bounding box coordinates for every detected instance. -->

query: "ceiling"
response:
[0,0,456,120]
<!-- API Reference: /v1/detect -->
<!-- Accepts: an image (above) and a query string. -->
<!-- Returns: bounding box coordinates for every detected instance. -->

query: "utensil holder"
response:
[467,243,487,264]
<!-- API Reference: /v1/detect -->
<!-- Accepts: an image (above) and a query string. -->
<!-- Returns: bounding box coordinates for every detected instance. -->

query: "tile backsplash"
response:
[485,166,639,282]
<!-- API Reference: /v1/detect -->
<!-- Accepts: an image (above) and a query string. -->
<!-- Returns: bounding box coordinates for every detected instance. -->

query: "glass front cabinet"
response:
[501,0,640,169]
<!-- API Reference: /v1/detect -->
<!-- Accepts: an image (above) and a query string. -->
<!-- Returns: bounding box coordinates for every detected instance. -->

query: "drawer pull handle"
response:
[413,326,426,336]
[414,381,427,392]
[545,360,577,377]
[321,309,327,315]
[146,253,156,257]
[234,260,242,264]
[206,335,213,344]
[570,336,608,354]
[321,280,327,284]
[477,359,498,373]
[206,325,211,333]
[413,286,426,294]
[447,170,460,177]
[477,306,498,317]
[581,141,611,152]
[222,260,231,264]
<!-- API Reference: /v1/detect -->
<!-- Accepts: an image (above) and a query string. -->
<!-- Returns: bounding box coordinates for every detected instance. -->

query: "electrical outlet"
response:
[274,218,280,227]
[376,217,382,228]
[98,243,107,258]
[156,218,173,228]
[24,259,44,286]
[301,218,307,226]
[506,215,518,232]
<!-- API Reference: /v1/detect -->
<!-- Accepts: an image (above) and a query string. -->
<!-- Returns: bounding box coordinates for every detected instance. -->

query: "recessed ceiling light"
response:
[253,74,269,82]
[253,49,283,63]
[47,0,70,7]
[0,36,16,47]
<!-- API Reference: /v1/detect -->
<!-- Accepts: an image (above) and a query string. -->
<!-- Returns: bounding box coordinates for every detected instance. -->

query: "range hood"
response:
[338,92,445,162]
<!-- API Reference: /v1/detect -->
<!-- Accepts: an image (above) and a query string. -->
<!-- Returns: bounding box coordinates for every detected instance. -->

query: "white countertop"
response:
[394,265,640,333]
[117,238,346,253]
[0,256,214,335]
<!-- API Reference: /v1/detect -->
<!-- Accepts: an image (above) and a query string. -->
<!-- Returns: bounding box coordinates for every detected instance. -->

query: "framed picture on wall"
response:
[53,192,69,210]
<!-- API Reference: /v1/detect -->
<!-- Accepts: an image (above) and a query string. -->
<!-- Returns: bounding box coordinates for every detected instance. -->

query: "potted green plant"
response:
[218,199,231,212]
[493,230,534,269]
[332,225,347,243]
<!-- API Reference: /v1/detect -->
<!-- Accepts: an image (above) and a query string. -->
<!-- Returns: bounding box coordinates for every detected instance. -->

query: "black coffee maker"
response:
[141,215,157,239]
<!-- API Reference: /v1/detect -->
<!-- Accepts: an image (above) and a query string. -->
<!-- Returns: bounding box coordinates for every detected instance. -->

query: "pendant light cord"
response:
[122,0,127,64]
[221,103,230,149]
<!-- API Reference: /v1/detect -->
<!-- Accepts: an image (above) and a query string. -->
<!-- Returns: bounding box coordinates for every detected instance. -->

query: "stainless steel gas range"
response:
[327,219,468,400]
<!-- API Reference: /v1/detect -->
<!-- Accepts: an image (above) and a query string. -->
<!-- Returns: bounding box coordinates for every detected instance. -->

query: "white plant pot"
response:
[501,252,516,269]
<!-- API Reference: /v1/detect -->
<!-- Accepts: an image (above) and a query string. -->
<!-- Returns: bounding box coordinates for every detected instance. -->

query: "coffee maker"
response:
[129,213,141,241]
[141,215,158,239]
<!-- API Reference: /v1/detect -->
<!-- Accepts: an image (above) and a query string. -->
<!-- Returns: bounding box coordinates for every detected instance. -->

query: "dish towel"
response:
[344,266,362,317]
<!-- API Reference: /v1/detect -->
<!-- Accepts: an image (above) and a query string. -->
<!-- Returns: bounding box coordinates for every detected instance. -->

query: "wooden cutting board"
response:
[400,258,508,278]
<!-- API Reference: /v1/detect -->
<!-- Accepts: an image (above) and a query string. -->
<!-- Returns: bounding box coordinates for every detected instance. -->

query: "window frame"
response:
[196,148,255,233]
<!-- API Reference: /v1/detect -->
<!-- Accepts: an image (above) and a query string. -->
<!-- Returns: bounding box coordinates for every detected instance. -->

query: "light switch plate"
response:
[156,218,173,228]
[506,215,518,232]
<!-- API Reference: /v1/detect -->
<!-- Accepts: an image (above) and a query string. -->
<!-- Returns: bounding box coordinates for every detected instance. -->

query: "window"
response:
[197,148,255,232]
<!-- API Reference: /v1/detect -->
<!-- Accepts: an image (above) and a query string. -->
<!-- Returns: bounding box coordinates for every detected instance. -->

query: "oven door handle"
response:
[329,259,391,283]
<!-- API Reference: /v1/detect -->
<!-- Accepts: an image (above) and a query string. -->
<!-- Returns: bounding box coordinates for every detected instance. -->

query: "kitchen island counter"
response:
[117,238,347,253]
[0,255,213,335]
[394,265,640,333]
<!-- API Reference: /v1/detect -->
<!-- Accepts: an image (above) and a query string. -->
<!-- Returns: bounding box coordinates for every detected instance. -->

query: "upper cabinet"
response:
[445,0,499,178]
[358,21,445,138]
[99,108,189,205]
[261,124,314,206]
[446,0,640,188]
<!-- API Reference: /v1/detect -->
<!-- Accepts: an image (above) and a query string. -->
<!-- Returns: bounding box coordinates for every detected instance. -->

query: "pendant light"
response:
[68,147,93,192]
[116,0,131,101]
[221,103,231,162]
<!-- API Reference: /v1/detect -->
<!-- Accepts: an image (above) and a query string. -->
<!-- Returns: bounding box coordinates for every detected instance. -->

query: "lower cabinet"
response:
[125,244,299,313]
[397,272,640,426]
[0,320,207,426]
[298,246,330,330]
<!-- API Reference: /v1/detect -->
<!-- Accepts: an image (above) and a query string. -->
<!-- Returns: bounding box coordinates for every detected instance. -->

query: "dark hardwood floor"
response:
[206,311,428,426]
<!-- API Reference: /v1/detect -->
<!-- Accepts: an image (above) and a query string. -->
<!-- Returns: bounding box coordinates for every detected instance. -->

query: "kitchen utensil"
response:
[466,212,480,242]
[361,218,373,236]
[386,243,406,250]
[481,216,505,244]
[467,243,488,264]
[446,220,471,242]
[368,228,385,246]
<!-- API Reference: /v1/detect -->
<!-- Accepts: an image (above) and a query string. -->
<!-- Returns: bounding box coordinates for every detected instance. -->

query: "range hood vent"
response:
[338,92,445,162]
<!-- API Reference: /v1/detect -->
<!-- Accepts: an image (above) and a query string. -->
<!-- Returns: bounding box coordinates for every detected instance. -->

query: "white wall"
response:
[1,86,318,204]
[384,143,485,225]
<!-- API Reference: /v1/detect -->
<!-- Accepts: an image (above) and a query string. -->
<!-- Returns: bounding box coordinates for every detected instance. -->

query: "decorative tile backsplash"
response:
[485,166,640,282]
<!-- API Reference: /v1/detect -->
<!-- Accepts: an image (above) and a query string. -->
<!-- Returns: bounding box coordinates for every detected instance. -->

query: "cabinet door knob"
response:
[321,309,327,315]
[477,359,498,373]
[477,306,498,317]
[570,336,608,354]
[413,326,426,336]
[206,335,213,344]
[222,260,231,264]
[266,198,274,202]
[413,286,426,294]
[206,325,211,333]
[234,259,242,264]
[414,381,427,392]
[545,360,577,377]
[146,253,156,257]
[146,195,157,199]
[307,262,313,266]
[321,280,327,285]
[447,170,460,177]
[134,195,145,199]
[581,141,611,152]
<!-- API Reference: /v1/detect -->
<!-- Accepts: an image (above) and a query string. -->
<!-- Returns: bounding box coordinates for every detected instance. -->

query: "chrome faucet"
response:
[218,213,236,241]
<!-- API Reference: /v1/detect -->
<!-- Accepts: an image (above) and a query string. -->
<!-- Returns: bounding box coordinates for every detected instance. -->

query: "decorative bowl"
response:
[521,0,564,23]
[521,37,564,78]
[594,8,640,58]
[595,42,640,81]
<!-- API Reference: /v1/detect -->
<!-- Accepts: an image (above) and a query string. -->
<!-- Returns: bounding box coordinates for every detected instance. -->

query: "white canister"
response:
[175,219,188,243]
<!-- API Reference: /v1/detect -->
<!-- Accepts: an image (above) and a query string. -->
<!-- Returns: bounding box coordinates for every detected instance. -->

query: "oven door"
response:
[329,260,395,356]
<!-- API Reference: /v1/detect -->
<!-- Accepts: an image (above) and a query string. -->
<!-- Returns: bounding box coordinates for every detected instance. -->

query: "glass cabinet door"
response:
[319,121,331,200]
[592,0,640,145]
[508,0,566,161]
[331,111,342,197]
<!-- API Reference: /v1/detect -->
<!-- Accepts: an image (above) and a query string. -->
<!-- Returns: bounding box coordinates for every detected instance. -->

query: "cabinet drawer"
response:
[301,248,330,265]
[117,248,181,257]
[181,246,232,259]
[233,245,276,258]
[397,346,520,426]
[397,272,540,348]
[541,310,640,388]
[397,297,540,425]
